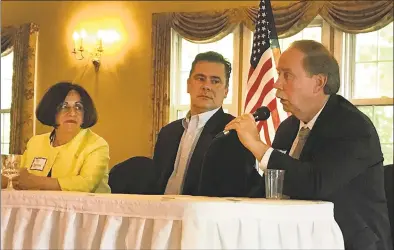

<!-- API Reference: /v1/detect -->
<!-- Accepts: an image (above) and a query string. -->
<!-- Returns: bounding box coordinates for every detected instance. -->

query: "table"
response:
[1,190,344,249]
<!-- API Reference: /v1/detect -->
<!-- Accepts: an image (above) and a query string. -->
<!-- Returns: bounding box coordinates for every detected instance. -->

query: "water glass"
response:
[265,169,285,199]
[1,154,22,190]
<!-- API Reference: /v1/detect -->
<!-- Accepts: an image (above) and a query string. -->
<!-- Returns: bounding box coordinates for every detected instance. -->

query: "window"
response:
[1,51,14,154]
[170,28,240,121]
[344,22,394,165]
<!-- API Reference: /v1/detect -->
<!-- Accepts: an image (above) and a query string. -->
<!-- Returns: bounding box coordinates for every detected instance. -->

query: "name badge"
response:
[30,157,47,171]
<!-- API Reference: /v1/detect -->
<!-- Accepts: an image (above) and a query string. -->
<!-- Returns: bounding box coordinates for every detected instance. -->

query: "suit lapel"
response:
[299,95,338,160]
[161,121,184,186]
[273,116,299,154]
[183,108,228,193]
[191,108,228,161]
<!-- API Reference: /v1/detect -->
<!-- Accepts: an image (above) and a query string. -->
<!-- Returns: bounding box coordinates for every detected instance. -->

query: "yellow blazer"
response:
[21,129,110,193]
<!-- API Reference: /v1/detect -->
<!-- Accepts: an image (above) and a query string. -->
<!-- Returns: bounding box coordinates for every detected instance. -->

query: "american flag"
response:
[244,0,287,146]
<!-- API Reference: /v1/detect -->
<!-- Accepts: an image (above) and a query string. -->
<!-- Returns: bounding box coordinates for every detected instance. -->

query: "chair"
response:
[109,156,159,194]
[384,164,393,243]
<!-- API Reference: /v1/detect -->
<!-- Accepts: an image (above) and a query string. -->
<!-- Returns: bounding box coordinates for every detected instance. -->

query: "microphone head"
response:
[253,106,270,121]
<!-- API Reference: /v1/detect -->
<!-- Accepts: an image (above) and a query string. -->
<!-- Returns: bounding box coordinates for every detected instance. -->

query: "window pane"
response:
[198,43,218,53]
[302,27,322,42]
[180,71,190,105]
[358,105,393,165]
[176,110,188,119]
[1,113,5,143]
[355,32,378,62]
[1,52,13,110]
[1,143,9,155]
[3,113,10,144]
[378,62,393,98]
[353,63,378,98]
[1,52,12,154]
[378,22,393,61]
[181,39,199,71]
[223,75,233,105]
[382,144,393,166]
[213,34,234,62]
[357,106,373,120]
[374,106,393,144]
[280,32,302,51]
[353,22,393,99]
[1,112,10,154]
[278,26,322,51]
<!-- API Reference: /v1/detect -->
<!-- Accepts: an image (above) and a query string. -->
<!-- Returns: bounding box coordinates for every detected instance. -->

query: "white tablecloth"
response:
[1,190,344,249]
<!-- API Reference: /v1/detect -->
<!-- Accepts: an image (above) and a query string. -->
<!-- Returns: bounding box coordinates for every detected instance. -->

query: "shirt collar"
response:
[299,100,328,130]
[182,107,220,130]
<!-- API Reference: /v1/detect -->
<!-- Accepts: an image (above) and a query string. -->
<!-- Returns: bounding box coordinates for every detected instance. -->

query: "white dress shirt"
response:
[164,108,220,195]
[258,102,328,173]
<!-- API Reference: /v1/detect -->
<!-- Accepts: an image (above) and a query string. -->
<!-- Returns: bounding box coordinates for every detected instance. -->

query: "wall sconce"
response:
[72,29,120,72]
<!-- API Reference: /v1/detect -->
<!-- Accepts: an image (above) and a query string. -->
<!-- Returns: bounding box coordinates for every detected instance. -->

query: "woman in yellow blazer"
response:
[3,82,110,193]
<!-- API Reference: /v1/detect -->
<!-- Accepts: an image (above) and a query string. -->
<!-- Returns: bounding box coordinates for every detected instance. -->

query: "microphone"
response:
[215,106,271,139]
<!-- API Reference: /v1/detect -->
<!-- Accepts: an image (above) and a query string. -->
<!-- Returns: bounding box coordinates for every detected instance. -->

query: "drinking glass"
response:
[265,169,285,199]
[1,154,22,190]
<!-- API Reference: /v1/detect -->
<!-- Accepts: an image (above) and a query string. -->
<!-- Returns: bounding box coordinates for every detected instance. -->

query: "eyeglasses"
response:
[57,102,84,114]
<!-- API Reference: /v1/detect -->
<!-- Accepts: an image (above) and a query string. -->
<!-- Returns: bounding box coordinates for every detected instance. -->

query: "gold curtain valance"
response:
[167,1,393,42]
[320,1,393,34]
[171,9,239,43]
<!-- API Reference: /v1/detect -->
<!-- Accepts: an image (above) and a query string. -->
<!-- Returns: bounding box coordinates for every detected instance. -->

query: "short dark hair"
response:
[36,82,98,128]
[189,51,232,87]
[289,40,340,95]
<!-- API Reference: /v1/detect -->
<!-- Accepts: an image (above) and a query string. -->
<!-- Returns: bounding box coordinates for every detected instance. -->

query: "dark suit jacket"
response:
[153,108,234,195]
[198,126,261,197]
[268,95,392,250]
[109,156,157,194]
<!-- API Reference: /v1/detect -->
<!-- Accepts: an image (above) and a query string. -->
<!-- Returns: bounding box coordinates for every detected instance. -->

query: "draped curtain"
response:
[1,23,39,154]
[1,27,16,55]
[150,0,393,151]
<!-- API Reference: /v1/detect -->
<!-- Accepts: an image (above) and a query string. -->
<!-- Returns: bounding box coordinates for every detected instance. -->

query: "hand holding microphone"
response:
[215,106,270,139]
[217,106,271,160]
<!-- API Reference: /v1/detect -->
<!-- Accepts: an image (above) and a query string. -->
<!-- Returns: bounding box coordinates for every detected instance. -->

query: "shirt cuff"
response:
[258,147,274,173]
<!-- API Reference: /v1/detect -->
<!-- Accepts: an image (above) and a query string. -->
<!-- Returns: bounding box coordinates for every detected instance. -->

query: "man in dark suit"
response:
[225,40,392,250]
[154,51,258,196]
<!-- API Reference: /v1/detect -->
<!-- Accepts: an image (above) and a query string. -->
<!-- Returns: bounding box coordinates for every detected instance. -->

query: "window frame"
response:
[341,24,393,165]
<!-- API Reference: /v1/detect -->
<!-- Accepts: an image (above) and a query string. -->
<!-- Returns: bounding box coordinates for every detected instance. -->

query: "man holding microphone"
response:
[225,40,392,250]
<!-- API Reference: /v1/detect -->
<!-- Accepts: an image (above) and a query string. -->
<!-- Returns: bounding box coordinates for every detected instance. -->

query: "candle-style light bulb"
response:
[79,29,87,50]
[72,32,80,51]
[97,30,103,50]
[72,31,80,41]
